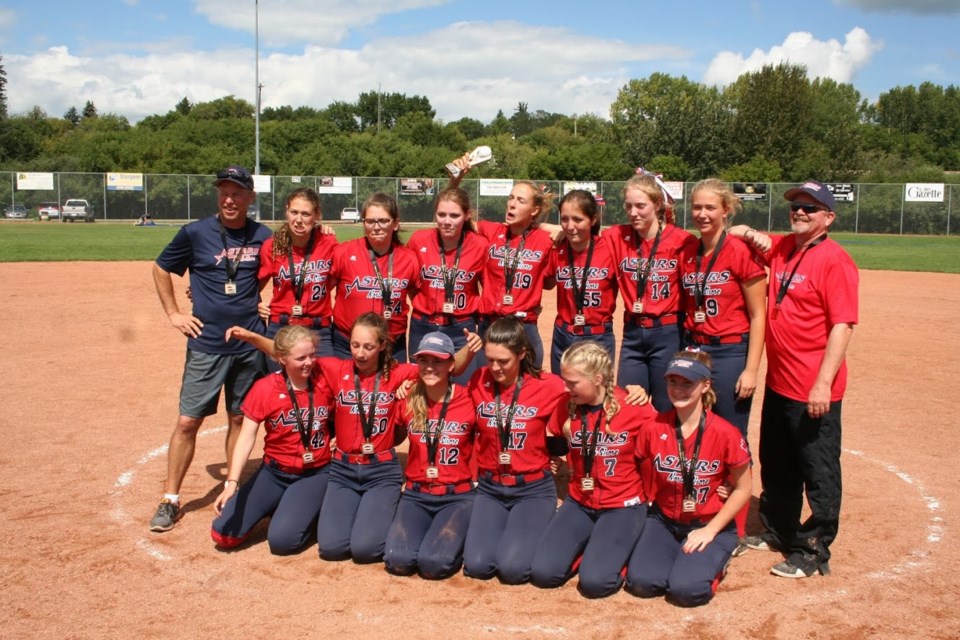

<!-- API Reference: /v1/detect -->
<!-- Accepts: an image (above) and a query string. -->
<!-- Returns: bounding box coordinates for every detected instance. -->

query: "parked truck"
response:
[62,199,95,222]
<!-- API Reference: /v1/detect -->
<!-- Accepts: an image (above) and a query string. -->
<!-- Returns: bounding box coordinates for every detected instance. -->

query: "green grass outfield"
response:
[1,220,958,273]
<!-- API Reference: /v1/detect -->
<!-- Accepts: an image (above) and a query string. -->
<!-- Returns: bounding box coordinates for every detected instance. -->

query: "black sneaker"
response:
[149,499,180,532]
[732,540,750,557]
[742,532,781,552]
[770,553,828,579]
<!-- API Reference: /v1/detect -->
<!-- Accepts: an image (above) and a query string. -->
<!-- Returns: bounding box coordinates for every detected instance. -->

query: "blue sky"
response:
[1,0,958,124]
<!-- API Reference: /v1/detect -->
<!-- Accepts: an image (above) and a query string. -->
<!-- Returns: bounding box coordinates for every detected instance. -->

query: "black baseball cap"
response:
[783,180,836,211]
[215,165,254,191]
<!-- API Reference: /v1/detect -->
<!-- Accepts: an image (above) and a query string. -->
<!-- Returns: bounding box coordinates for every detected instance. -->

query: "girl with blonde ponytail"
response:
[530,341,656,599]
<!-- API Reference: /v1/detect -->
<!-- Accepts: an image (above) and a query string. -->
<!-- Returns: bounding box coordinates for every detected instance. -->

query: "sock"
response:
[163,493,180,505]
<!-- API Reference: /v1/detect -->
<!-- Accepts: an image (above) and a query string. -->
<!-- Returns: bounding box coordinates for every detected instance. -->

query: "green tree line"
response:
[1,58,958,184]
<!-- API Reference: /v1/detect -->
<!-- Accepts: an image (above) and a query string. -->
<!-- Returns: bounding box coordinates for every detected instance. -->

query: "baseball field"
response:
[1,222,958,639]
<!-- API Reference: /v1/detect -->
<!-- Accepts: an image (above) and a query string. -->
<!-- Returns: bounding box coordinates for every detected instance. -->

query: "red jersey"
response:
[330,238,420,338]
[467,368,567,475]
[241,371,335,472]
[760,235,859,402]
[636,410,750,523]
[553,235,619,326]
[604,223,697,318]
[258,233,338,321]
[402,384,478,485]
[407,228,486,320]
[681,235,766,336]
[477,220,556,321]
[317,358,419,454]
[547,387,655,509]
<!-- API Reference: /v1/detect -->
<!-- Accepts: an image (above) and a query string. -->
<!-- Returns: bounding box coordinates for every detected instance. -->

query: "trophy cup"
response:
[445,146,493,178]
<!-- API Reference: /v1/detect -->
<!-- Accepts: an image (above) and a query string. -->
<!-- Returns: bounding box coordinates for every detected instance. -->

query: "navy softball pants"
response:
[683,338,752,436]
[549,324,616,375]
[211,462,329,555]
[625,508,737,607]
[617,322,682,412]
[407,314,478,385]
[531,497,646,598]
[317,457,403,563]
[462,474,557,584]
[383,488,475,579]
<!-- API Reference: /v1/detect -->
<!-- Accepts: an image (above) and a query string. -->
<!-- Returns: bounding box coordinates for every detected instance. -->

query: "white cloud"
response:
[5,20,692,124]
[702,27,883,87]
[194,0,452,47]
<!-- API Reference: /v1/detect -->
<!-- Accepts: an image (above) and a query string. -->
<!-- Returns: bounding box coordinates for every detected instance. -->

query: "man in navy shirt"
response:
[149,165,272,532]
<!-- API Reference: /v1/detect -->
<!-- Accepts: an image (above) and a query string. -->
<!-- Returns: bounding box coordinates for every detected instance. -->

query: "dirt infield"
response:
[1,262,958,640]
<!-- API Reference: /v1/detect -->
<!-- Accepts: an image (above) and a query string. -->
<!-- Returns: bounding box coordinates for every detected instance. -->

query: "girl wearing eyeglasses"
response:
[406,188,487,384]
[329,193,420,362]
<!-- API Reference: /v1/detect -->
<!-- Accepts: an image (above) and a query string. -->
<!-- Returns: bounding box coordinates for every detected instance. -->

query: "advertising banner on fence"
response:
[904,183,944,202]
[733,182,766,201]
[827,183,855,203]
[663,180,684,201]
[400,178,435,196]
[16,172,54,190]
[317,177,353,194]
[563,181,598,195]
[107,173,144,191]
[479,179,514,197]
[253,174,272,193]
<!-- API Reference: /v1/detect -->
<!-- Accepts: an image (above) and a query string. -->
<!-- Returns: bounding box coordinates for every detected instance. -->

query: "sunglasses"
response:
[217,167,248,180]
[789,202,827,214]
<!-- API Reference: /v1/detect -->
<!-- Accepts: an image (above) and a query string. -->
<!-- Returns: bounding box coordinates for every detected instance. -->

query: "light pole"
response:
[254,0,261,175]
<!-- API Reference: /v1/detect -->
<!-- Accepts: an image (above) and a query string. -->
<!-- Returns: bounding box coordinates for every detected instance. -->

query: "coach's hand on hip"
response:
[169,311,203,338]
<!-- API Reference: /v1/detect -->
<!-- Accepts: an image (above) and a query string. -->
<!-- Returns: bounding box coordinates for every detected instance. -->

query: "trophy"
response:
[445,146,493,178]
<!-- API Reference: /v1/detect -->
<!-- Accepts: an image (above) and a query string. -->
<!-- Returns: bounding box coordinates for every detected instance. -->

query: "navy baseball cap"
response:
[783,180,836,211]
[664,356,711,382]
[413,332,456,359]
[215,165,254,191]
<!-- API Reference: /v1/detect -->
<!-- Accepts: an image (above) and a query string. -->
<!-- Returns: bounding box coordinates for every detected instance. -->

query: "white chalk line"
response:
[844,448,945,580]
[110,425,227,560]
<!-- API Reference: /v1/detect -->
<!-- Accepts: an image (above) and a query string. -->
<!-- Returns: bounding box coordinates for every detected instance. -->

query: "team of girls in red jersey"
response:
[204,162,774,605]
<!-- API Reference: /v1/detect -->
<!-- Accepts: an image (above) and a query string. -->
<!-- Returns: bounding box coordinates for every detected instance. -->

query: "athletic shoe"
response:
[770,554,830,579]
[731,540,750,558]
[150,499,180,532]
[742,532,781,551]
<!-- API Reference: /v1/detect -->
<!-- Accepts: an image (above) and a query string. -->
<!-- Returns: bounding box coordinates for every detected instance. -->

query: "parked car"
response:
[340,206,360,222]
[62,199,95,222]
[38,202,61,220]
[4,204,28,219]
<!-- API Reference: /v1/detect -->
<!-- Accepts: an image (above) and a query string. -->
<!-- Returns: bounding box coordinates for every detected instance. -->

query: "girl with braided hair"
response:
[530,341,656,598]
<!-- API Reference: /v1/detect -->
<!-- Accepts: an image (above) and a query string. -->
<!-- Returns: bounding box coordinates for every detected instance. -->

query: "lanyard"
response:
[634,224,662,305]
[423,385,454,467]
[218,218,250,284]
[287,229,316,307]
[353,369,382,443]
[366,241,395,314]
[693,232,726,310]
[283,373,315,452]
[493,377,524,453]
[674,412,707,500]
[567,237,595,315]
[438,230,464,306]
[503,229,528,295]
[775,234,827,310]
[578,405,605,479]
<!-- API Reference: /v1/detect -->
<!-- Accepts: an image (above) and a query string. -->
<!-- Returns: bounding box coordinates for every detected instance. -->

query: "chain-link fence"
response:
[1,172,955,234]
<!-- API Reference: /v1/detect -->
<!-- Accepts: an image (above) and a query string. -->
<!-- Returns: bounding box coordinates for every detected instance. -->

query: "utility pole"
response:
[377,82,382,134]
[254,0,261,175]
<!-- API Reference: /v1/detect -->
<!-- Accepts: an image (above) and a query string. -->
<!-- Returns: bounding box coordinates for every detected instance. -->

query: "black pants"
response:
[758,388,842,564]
